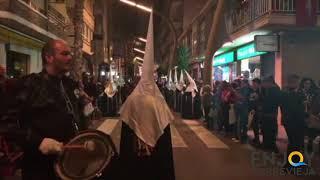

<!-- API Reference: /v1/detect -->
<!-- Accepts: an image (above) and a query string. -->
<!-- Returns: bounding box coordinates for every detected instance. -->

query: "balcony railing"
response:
[226,0,296,33]
[48,5,66,31]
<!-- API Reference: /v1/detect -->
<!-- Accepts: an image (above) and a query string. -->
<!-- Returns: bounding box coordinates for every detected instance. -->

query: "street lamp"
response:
[134,48,145,54]
[120,0,152,12]
[119,0,178,69]
[138,37,147,43]
[134,56,144,61]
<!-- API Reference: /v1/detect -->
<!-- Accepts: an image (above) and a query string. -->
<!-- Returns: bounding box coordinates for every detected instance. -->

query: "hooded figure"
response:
[165,69,175,109]
[98,72,118,117]
[105,71,117,98]
[176,70,185,112]
[118,12,175,180]
[166,69,173,90]
[181,70,199,119]
[185,70,198,97]
[176,70,185,91]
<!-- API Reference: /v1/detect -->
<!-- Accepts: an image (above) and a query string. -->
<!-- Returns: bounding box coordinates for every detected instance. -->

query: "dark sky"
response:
[111,0,157,40]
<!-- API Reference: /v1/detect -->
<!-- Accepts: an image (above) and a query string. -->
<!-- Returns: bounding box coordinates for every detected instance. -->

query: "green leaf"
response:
[177,46,190,71]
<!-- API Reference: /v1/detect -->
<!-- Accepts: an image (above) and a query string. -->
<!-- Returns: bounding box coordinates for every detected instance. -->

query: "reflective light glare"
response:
[138,37,147,42]
[134,56,144,61]
[222,41,233,47]
[120,0,152,13]
[136,4,152,12]
[134,48,145,54]
[120,0,135,6]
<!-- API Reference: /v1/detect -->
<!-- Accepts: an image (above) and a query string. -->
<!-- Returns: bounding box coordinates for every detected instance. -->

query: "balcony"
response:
[226,0,320,36]
[0,0,67,40]
[48,5,67,33]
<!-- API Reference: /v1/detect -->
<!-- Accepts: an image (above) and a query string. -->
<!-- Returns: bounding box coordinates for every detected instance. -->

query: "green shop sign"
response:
[213,51,234,66]
[237,43,267,60]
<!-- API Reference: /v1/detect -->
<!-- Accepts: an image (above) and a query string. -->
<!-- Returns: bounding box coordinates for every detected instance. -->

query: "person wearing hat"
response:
[118,13,175,180]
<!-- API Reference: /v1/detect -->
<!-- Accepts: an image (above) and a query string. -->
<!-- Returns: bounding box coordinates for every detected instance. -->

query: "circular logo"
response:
[288,151,307,167]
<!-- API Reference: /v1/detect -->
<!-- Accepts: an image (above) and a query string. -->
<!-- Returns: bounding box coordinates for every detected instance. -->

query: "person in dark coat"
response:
[238,79,252,143]
[261,76,282,153]
[193,91,203,119]
[202,85,213,128]
[2,40,90,180]
[281,75,305,155]
[298,78,319,151]
[249,78,263,146]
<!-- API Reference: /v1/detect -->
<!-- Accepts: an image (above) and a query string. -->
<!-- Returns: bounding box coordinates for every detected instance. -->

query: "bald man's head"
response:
[42,40,65,65]
[41,39,73,74]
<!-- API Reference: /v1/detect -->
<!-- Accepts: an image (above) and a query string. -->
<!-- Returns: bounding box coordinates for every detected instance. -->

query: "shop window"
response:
[7,51,30,78]
[240,56,261,80]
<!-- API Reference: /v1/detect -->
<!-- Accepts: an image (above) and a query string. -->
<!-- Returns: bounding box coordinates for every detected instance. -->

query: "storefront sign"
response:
[213,51,234,66]
[255,35,279,52]
[237,43,267,60]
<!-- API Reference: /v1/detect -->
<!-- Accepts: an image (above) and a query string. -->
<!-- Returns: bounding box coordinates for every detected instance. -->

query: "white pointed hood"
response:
[176,69,185,91]
[185,70,198,97]
[119,13,174,147]
[105,70,117,98]
[166,69,172,90]
[174,67,178,84]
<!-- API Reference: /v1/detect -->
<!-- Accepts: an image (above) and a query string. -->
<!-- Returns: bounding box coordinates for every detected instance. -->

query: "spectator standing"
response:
[249,78,263,146]
[261,76,282,153]
[281,75,305,155]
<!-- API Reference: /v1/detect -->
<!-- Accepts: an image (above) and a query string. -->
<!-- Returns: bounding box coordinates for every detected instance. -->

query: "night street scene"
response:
[1,0,320,179]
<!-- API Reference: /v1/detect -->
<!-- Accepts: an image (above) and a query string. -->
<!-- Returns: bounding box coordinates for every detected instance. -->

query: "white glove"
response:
[38,138,63,155]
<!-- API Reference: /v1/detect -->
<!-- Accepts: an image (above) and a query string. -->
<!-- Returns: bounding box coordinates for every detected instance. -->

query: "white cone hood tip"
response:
[184,70,198,97]
[119,12,174,147]
[105,70,117,98]
[177,69,185,91]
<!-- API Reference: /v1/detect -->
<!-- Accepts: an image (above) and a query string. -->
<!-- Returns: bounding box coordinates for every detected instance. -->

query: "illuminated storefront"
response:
[236,43,267,80]
[212,51,236,82]
[213,42,274,82]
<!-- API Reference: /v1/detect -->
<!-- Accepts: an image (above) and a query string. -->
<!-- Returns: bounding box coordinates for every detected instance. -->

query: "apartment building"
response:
[0,0,68,78]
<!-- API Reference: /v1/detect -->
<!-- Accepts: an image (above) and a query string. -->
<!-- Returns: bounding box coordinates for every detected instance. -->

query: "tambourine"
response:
[55,130,117,180]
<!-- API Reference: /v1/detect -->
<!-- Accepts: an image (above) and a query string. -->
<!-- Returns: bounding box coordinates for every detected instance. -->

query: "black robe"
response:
[193,93,203,119]
[175,90,183,113]
[118,123,175,180]
[97,93,119,117]
[181,92,194,119]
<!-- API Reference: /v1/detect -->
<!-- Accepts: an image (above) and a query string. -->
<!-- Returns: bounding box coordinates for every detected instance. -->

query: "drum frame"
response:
[55,130,117,180]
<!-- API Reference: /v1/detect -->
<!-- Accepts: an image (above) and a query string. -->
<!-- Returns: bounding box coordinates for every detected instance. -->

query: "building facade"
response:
[178,0,214,81]
[0,0,98,79]
[213,0,320,87]
[0,0,68,78]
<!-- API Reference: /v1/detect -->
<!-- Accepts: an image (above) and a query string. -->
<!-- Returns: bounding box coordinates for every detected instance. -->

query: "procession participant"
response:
[4,40,90,180]
[118,12,175,180]
[182,70,198,119]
